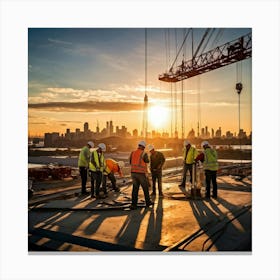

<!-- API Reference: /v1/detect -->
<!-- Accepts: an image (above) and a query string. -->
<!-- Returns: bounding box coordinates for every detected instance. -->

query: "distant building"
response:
[84,122,89,132]
[132,129,138,138]
[44,132,60,146]
[215,127,222,138]
[226,131,234,139]
[187,128,195,139]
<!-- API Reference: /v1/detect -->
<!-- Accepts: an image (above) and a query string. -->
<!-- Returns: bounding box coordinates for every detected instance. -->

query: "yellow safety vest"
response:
[78,146,90,167]
[183,146,198,164]
[89,150,105,172]
[203,148,219,171]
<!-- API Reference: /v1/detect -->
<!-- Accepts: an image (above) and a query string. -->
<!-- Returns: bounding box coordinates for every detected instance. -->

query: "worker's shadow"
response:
[189,197,252,251]
[142,196,164,250]
[115,207,150,249]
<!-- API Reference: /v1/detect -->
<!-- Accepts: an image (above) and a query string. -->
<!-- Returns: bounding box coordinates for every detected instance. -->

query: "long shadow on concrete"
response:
[188,197,252,251]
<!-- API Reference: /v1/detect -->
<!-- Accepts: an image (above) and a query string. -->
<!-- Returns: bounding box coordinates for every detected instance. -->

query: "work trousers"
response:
[90,171,102,196]
[131,172,152,206]
[151,170,163,194]
[181,163,193,186]
[102,172,117,193]
[205,170,218,198]
[79,167,88,193]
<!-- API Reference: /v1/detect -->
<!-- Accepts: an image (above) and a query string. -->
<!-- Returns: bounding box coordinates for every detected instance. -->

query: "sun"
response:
[148,105,169,129]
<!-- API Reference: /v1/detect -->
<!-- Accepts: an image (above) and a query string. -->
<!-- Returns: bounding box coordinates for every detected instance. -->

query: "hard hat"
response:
[201,141,209,148]
[97,143,106,152]
[184,140,190,146]
[147,144,154,152]
[138,140,146,148]
[118,161,125,168]
[87,141,94,148]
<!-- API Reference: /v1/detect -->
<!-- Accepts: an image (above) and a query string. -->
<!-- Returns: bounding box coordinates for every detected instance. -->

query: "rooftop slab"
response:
[28,174,252,252]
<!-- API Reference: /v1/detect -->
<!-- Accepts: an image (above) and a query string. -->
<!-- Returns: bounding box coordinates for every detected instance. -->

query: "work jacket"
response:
[89,150,105,172]
[129,148,149,174]
[203,148,219,171]
[150,151,165,171]
[183,146,198,164]
[78,146,90,167]
[104,158,123,176]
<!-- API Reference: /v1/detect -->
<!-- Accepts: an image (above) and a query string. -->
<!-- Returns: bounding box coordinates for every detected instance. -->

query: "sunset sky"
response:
[28,28,252,137]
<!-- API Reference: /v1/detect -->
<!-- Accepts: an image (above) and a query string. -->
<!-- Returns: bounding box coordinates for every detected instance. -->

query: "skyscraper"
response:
[84,122,89,132]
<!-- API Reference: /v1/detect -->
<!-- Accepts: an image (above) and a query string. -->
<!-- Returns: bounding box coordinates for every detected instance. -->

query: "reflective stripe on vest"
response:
[130,149,147,173]
[183,146,198,164]
[78,146,90,167]
[204,148,219,171]
[89,150,105,172]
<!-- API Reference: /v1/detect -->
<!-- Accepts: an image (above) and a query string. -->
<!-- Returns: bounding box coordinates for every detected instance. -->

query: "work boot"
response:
[146,201,154,208]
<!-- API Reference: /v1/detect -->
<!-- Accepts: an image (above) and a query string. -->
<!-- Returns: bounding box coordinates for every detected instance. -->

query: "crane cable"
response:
[236,61,243,160]
[200,28,216,55]
[174,29,178,137]
[165,29,173,137]
[169,28,191,72]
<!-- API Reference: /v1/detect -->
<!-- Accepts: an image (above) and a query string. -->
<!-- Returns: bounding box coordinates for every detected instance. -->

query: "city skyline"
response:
[28,28,252,137]
[34,119,251,140]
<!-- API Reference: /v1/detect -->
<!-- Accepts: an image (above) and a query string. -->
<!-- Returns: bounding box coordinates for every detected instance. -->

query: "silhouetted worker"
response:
[78,141,94,195]
[196,141,219,199]
[102,159,125,193]
[89,143,106,199]
[179,140,198,188]
[129,140,154,210]
[147,144,165,197]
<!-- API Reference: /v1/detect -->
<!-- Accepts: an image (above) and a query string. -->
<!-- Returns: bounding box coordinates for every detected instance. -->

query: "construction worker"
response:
[179,140,198,188]
[147,144,165,197]
[89,143,106,199]
[129,140,154,210]
[102,159,125,193]
[196,141,219,199]
[78,141,94,195]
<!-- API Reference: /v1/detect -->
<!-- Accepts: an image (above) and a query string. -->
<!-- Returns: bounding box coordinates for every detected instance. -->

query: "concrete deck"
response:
[28,174,252,252]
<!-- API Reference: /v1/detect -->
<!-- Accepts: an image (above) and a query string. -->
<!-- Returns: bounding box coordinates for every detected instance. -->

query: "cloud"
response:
[48,38,72,45]
[29,101,143,112]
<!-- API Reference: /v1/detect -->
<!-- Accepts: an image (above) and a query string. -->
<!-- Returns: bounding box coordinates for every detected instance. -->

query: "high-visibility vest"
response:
[78,146,90,167]
[203,148,219,171]
[89,150,105,172]
[130,149,147,173]
[104,158,123,176]
[183,146,198,164]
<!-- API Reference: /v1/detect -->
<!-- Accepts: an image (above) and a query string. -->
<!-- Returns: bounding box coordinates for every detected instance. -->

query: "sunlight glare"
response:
[149,105,169,129]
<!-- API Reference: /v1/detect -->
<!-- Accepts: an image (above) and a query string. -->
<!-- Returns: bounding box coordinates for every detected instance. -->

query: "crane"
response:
[159,32,252,83]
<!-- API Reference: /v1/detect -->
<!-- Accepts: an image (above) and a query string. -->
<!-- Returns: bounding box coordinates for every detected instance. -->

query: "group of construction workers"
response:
[78,138,218,209]
[78,141,124,199]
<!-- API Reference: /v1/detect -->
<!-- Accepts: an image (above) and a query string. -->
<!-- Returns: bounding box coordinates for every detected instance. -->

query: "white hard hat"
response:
[118,161,125,168]
[138,140,146,148]
[201,141,209,148]
[87,141,94,148]
[97,143,106,152]
[147,144,154,152]
[184,140,190,146]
